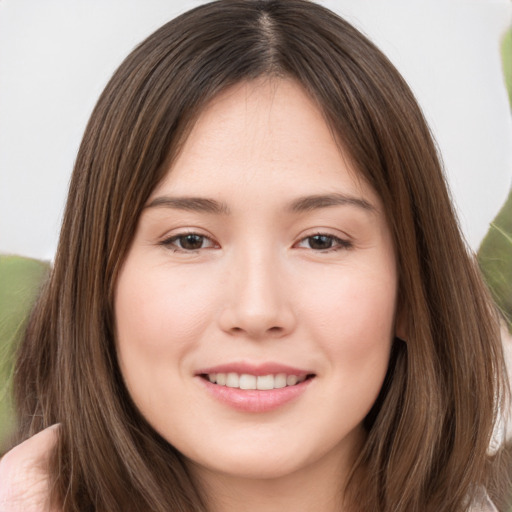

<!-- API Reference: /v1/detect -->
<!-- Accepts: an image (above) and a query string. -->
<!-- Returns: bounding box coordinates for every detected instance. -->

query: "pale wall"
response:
[1,0,511,260]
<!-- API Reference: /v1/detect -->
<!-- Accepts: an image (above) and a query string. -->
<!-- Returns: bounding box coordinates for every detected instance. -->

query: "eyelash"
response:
[295,233,353,252]
[160,232,218,252]
[160,232,352,253]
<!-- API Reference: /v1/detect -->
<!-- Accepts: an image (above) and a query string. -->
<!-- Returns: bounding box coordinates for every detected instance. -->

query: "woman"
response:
[0,1,507,510]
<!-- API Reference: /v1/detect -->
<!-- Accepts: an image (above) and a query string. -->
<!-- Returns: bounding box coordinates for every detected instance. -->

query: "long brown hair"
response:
[13,1,508,510]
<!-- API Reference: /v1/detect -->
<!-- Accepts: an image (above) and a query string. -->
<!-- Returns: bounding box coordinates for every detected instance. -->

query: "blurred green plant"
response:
[477,24,512,334]
[0,255,50,452]
[478,192,512,333]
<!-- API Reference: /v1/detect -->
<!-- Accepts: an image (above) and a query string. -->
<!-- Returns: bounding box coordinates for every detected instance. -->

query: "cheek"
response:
[113,260,223,418]
[115,261,216,355]
[301,268,397,369]
[320,280,396,420]
[114,259,221,424]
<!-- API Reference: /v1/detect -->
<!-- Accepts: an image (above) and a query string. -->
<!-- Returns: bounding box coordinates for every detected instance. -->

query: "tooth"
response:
[239,374,257,390]
[211,372,306,389]
[226,372,239,388]
[286,375,298,386]
[274,373,287,388]
[257,374,275,390]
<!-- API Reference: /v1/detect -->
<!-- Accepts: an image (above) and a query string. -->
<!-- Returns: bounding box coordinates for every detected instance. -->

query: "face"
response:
[115,79,399,486]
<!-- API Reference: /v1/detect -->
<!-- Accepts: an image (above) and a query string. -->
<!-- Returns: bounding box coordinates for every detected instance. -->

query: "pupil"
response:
[180,234,203,250]
[310,235,332,250]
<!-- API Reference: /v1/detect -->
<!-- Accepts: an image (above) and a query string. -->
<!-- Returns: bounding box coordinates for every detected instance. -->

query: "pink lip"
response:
[195,362,315,413]
[198,378,313,413]
[196,362,313,377]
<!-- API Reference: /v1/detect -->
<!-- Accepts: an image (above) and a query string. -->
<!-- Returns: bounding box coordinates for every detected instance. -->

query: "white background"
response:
[0,0,511,261]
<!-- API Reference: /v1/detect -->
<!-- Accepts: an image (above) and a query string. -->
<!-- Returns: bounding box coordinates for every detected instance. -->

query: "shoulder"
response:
[0,425,59,512]
[467,487,498,512]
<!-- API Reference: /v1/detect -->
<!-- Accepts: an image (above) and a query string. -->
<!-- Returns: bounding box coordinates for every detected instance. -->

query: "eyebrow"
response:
[288,193,376,213]
[145,196,231,215]
[145,193,375,215]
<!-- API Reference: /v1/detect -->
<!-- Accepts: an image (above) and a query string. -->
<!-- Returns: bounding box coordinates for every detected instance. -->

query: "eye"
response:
[295,233,352,252]
[161,233,217,252]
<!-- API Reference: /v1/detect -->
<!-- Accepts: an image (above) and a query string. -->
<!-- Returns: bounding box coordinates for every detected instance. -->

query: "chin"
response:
[184,436,343,484]
[203,454,308,481]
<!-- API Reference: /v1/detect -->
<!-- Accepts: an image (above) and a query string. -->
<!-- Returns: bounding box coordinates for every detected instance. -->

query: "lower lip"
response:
[198,377,314,413]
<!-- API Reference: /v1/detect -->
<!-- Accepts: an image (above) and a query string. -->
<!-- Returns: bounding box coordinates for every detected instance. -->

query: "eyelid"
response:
[294,231,353,252]
[159,230,219,252]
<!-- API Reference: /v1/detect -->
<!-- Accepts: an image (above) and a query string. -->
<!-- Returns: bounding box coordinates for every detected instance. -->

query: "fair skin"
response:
[115,78,400,511]
[0,425,58,512]
[0,78,400,511]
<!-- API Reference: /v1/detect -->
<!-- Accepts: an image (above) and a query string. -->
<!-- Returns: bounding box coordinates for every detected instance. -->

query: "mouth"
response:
[195,363,316,412]
[198,372,315,412]
[200,372,315,390]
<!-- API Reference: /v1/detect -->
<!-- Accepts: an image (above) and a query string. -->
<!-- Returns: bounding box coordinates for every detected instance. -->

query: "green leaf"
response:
[478,188,512,333]
[0,255,50,450]
[477,25,512,333]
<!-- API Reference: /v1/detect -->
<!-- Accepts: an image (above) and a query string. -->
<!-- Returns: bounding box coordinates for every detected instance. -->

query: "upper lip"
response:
[196,362,314,377]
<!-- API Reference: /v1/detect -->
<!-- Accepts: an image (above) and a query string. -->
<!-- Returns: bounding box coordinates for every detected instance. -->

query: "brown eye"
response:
[162,233,216,252]
[178,234,206,250]
[307,235,335,250]
[295,233,352,252]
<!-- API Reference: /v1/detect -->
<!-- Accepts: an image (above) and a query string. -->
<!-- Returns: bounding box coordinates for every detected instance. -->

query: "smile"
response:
[196,365,316,413]
[204,372,309,390]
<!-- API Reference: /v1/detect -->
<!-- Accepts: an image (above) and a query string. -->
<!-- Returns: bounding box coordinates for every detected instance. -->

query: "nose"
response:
[218,248,297,339]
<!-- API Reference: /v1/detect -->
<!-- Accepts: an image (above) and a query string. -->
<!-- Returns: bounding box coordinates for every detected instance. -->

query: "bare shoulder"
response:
[0,424,60,512]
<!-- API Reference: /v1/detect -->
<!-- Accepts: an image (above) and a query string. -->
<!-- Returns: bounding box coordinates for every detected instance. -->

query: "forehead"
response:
[151,78,380,210]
